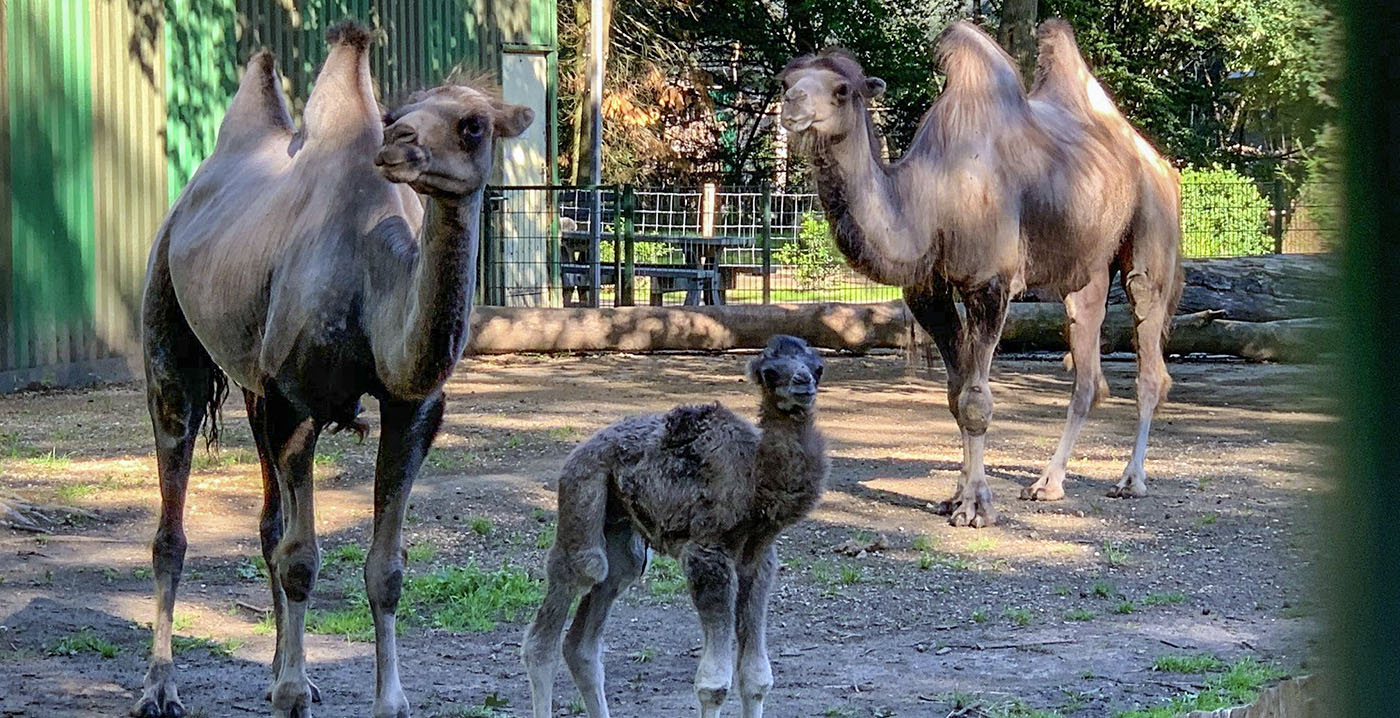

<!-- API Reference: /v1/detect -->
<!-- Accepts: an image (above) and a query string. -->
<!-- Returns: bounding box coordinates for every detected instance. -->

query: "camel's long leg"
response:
[735,543,778,718]
[1024,273,1111,501]
[244,390,322,705]
[1113,267,1174,498]
[944,278,1011,528]
[366,393,445,718]
[684,543,739,718]
[904,282,966,422]
[561,521,646,718]
[263,387,322,718]
[133,238,217,718]
[524,556,584,718]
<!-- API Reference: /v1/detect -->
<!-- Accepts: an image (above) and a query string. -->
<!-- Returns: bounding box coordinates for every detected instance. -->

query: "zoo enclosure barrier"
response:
[477,179,1339,309]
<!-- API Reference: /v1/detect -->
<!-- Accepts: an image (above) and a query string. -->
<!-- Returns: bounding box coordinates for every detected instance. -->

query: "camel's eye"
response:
[459,114,487,141]
[761,368,780,387]
[834,82,851,101]
[813,365,824,382]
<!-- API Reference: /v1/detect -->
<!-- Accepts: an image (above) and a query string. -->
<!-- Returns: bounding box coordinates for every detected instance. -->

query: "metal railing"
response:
[476,180,1338,308]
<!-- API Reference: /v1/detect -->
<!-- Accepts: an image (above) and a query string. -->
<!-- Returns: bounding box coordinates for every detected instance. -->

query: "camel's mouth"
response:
[780,112,814,133]
[374,144,429,184]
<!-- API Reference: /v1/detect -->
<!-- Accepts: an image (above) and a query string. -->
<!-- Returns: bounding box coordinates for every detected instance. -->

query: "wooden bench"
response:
[561,263,719,307]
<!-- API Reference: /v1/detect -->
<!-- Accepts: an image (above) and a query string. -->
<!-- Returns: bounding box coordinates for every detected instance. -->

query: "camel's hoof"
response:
[267,678,321,703]
[1107,483,1147,499]
[131,696,184,718]
[947,499,997,528]
[1020,484,1065,502]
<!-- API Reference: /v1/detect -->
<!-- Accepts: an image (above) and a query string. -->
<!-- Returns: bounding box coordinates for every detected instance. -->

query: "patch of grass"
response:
[469,517,494,537]
[1153,653,1224,674]
[445,692,512,717]
[1117,658,1286,718]
[503,435,524,450]
[1004,606,1032,627]
[1141,592,1187,607]
[132,566,152,580]
[822,707,857,718]
[1064,609,1095,622]
[535,523,556,550]
[238,556,269,580]
[630,648,655,663]
[942,693,1064,718]
[407,543,437,564]
[547,426,577,441]
[1113,601,1136,615]
[1091,580,1116,599]
[1053,585,1072,597]
[191,448,253,471]
[646,556,687,601]
[56,483,97,502]
[49,628,120,659]
[325,543,366,567]
[912,535,937,552]
[427,449,476,471]
[171,635,243,658]
[26,448,71,469]
[1198,513,1220,526]
[307,562,543,640]
[918,552,935,571]
[253,613,276,635]
[972,609,989,624]
[314,449,344,468]
[967,536,997,552]
[1101,541,1130,567]
[567,697,586,715]
[838,565,863,586]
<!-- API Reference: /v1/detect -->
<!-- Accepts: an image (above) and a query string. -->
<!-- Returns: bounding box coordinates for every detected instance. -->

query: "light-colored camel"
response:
[133,22,532,718]
[523,335,829,718]
[779,19,1181,527]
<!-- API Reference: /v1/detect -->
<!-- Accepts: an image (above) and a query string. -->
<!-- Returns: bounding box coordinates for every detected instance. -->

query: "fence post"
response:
[481,189,496,305]
[611,186,623,307]
[1271,178,1286,254]
[621,185,636,306]
[761,181,773,305]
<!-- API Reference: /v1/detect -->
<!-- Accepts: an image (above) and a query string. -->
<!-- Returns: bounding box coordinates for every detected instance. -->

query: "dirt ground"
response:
[0,351,1328,717]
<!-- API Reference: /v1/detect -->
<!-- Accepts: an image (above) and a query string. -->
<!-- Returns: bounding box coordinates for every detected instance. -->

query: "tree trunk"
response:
[1107,254,1336,322]
[569,0,614,185]
[996,0,1038,85]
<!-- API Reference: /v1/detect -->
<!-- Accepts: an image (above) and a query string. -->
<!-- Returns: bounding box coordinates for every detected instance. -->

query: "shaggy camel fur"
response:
[523,335,829,718]
[779,20,1182,527]
[134,22,533,718]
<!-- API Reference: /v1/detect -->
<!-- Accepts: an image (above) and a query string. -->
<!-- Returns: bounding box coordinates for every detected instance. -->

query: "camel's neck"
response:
[812,114,933,287]
[753,401,827,519]
[374,191,482,398]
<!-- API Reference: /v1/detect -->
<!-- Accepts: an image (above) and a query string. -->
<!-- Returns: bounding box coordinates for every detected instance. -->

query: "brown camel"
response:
[133,22,532,718]
[779,19,1182,527]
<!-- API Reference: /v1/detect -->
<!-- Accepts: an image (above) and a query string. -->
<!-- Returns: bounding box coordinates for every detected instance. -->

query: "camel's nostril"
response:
[784,88,807,103]
[385,124,418,145]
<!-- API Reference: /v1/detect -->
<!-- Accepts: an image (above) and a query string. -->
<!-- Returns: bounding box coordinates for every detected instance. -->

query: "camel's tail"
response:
[549,448,612,587]
[200,366,229,450]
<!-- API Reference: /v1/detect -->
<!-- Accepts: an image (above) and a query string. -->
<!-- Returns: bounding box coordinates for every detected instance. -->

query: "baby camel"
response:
[523,335,830,718]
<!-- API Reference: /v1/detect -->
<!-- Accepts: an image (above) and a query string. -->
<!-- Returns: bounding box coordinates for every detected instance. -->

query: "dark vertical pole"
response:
[1331,0,1400,715]
[611,186,623,307]
[480,190,495,305]
[621,184,636,306]
[1271,178,1286,254]
[761,181,772,305]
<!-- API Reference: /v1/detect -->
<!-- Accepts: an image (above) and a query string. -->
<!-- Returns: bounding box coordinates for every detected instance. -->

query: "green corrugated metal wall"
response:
[1,0,555,388]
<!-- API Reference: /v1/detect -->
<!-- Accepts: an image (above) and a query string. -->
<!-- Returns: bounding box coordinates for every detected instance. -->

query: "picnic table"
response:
[560,230,760,306]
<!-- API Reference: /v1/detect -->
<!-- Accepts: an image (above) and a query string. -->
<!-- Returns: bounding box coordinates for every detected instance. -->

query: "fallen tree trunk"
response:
[1105,254,1335,322]
[467,302,1328,362]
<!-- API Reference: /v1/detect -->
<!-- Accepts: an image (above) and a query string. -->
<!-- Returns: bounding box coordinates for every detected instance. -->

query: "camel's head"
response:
[779,52,885,141]
[376,84,534,197]
[748,335,825,414]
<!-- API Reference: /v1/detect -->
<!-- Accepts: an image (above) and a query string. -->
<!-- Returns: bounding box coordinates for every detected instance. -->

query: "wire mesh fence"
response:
[478,179,1338,308]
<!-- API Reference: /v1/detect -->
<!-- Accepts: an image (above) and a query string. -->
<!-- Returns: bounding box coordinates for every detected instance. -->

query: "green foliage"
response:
[48,628,120,659]
[1180,166,1275,256]
[1117,658,1286,718]
[306,563,543,641]
[774,212,844,288]
[1064,609,1095,622]
[1154,653,1225,674]
[645,556,688,600]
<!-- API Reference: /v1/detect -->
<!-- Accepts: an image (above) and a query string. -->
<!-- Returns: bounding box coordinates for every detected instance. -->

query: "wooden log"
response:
[467,302,910,354]
[1105,254,1336,322]
[466,301,1328,362]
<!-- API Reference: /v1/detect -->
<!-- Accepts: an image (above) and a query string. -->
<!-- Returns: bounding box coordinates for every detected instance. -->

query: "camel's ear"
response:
[494,103,535,138]
[865,77,886,99]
